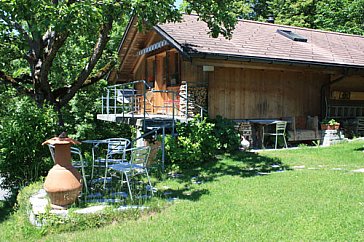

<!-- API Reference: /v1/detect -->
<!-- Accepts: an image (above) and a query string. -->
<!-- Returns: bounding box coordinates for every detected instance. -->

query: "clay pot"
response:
[321,123,340,130]
[42,137,82,207]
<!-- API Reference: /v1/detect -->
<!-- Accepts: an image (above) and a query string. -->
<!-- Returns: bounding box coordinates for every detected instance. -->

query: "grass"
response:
[1,140,364,241]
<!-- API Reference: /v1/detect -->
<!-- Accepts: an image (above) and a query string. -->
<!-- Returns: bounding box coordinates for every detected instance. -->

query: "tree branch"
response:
[0,71,34,96]
[52,61,115,99]
[0,11,33,46]
[81,61,116,88]
[59,18,113,107]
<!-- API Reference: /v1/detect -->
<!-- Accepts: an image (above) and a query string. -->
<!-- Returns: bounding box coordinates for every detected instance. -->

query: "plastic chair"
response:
[262,121,288,149]
[108,146,153,201]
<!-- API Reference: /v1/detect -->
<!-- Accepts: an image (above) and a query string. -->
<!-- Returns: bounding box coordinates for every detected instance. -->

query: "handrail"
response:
[101,80,207,122]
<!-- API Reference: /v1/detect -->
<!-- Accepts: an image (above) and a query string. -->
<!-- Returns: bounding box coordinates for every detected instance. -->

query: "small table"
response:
[82,139,109,180]
[248,120,282,148]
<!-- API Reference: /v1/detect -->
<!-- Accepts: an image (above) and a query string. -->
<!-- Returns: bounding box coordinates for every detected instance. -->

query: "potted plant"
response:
[321,118,340,130]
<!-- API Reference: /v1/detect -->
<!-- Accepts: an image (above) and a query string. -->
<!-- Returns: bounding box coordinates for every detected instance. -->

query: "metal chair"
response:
[71,147,89,194]
[356,117,364,136]
[108,146,153,201]
[262,121,288,149]
[47,144,56,164]
[93,138,130,188]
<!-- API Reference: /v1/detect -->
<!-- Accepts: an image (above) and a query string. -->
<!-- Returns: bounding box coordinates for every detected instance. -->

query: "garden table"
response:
[248,120,283,148]
[82,139,109,180]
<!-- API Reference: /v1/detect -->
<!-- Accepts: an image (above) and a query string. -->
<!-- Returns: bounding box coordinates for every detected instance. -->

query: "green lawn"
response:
[1,140,364,241]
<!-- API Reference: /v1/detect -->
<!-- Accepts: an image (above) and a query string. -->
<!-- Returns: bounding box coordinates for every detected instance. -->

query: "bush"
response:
[0,82,132,198]
[210,115,240,153]
[0,97,57,193]
[164,117,219,168]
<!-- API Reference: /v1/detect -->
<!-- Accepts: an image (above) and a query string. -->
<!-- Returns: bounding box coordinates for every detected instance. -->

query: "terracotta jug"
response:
[42,136,82,208]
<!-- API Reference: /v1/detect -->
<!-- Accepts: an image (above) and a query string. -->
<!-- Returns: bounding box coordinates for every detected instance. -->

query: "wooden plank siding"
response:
[208,66,329,119]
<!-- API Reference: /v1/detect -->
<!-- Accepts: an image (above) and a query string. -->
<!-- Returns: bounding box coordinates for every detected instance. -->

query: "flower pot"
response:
[42,137,82,208]
[321,123,340,130]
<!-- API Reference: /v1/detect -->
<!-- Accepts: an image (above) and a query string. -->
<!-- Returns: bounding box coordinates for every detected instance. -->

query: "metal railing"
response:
[100,80,207,123]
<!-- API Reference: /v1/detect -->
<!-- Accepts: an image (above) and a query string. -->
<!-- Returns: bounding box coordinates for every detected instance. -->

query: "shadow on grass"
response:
[354,147,364,152]
[0,200,13,223]
[155,151,291,202]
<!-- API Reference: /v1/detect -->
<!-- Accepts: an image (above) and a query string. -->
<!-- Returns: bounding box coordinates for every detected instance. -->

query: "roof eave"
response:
[153,25,191,60]
[190,52,364,70]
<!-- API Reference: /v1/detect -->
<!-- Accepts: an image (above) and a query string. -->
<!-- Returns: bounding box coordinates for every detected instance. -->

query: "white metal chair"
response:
[108,146,153,201]
[92,138,130,188]
[48,144,56,164]
[262,121,288,149]
[71,147,89,194]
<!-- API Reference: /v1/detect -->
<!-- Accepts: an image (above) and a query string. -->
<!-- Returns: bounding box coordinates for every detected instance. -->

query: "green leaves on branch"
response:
[164,116,240,169]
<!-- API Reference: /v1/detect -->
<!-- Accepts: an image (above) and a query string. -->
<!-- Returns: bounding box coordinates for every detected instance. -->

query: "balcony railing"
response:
[100,80,207,124]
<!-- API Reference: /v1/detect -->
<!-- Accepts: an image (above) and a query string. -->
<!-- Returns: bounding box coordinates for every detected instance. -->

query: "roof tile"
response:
[159,14,364,68]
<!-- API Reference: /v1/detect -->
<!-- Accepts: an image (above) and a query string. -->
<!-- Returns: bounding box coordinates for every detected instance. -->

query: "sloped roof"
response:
[155,14,364,68]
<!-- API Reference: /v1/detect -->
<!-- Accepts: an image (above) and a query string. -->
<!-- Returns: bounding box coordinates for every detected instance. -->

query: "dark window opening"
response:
[165,51,181,87]
[145,56,155,88]
[277,29,307,42]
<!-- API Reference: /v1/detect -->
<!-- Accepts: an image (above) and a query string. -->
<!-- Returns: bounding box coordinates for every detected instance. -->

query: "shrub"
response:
[0,97,57,194]
[210,115,240,153]
[164,117,218,168]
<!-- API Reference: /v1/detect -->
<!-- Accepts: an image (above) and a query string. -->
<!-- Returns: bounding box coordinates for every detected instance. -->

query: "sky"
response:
[175,0,183,8]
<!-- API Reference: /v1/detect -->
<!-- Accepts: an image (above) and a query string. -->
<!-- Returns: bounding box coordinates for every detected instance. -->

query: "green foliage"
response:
[0,181,44,240]
[0,0,245,115]
[0,96,57,192]
[35,141,364,240]
[61,80,132,141]
[182,0,250,37]
[267,0,364,35]
[0,181,162,238]
[321,118,339,125]
[210,115,240,153]
[165,117,218,168]
[164,116,240,169]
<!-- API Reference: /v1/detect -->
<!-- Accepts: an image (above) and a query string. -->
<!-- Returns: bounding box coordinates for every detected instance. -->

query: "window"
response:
[145,50,181,88]
[277,29,307,42]
[145,57,155,88]
[166,51,181,87]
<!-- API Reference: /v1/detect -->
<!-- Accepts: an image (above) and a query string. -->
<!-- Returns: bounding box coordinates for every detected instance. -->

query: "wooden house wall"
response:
[208,67,329,119]
[331,75,364,92]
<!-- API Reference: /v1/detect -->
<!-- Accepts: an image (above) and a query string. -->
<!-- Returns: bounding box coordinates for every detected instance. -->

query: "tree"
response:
[267,0,364,35]
[0,0,243,124]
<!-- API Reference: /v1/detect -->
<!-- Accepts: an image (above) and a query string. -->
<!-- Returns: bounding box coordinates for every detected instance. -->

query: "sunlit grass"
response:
[1,140,364,241]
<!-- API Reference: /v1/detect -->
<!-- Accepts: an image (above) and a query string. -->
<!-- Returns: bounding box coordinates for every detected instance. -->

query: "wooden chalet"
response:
[98,14,364,143]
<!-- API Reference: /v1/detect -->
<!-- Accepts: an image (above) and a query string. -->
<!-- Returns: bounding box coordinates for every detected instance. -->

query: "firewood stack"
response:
[189,87,208,114]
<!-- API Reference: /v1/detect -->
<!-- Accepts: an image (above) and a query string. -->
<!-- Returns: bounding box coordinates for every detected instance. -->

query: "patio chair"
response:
[356,116,364,136]
[71,147,89,194]
[92,138,130,188]
[262,121,288,149]
[108,146,153,201]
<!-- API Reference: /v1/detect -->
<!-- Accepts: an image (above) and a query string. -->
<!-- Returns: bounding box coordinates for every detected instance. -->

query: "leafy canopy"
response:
[0,0,243,120]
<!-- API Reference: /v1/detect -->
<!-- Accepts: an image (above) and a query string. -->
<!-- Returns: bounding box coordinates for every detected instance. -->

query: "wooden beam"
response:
[119,27,139,72]
[132,32,157,77]
[192,58,343,74]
